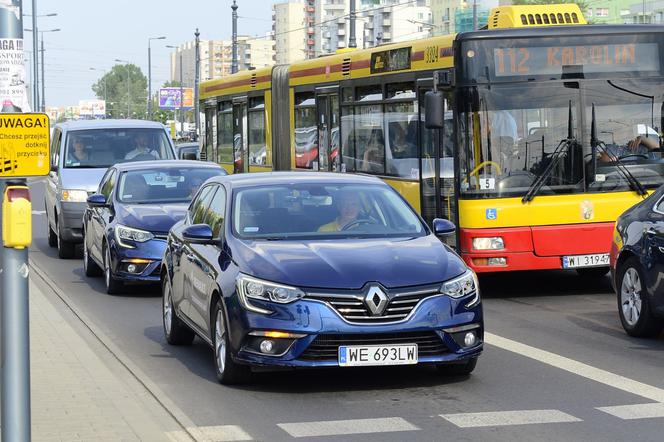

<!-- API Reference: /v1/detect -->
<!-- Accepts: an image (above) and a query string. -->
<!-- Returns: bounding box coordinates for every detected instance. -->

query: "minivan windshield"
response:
[233,183,426,240]
[64,128,174,168]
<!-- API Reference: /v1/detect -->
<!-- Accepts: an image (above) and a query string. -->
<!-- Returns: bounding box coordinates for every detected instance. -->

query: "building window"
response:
[595,8,609,17]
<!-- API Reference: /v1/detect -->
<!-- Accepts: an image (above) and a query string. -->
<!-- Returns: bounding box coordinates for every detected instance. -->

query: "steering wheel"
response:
[341,218,378,231]
[469,161,502,177]
[618,153,649,161]
[133,153,156,161]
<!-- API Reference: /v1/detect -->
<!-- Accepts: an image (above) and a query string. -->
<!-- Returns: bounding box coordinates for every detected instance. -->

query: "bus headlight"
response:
[472,237,504,250]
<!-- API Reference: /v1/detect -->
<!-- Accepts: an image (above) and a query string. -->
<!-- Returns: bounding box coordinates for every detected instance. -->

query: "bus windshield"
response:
[458,78,664,199]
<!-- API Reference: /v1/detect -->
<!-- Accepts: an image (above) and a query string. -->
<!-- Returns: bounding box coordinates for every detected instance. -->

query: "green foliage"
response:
[92,64,148,119]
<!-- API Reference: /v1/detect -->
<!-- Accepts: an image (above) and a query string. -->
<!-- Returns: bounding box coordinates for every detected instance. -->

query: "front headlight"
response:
[441,269,480,308]
[472,237,504,250]
[60,189,88,202]
[236,274,304,314]
[115,224,154,249]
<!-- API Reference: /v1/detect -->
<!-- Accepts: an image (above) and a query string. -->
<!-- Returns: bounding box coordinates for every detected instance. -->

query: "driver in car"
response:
[318,191,363,232]
[599,126,660,162]
[125,133,159,160]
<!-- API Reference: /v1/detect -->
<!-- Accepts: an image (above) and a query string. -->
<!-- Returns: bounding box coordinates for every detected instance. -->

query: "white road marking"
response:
[31,210,46,215]
[485,332,664,403]
[440,409,582,428]
[597,403,664,420]
[278,417,419,438]
[166,425,252,441]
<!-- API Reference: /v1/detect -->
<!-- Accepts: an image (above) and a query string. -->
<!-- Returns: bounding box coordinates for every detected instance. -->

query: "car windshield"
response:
[117,167,221,204]
[64,128,174,169]
[232,183,426,240]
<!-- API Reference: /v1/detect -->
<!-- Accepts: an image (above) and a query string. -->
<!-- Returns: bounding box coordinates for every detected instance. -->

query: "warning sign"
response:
[0,113,50,177]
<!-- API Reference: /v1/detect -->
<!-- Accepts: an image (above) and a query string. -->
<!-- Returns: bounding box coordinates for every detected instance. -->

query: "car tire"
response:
[103,243,123,295]
[576,267,609,278]
[213,299,250,385]
[436,357,478,376]
[617,258,662,337]
[83,232,102,277]
[56,221,75,259]
[162,275,195,345]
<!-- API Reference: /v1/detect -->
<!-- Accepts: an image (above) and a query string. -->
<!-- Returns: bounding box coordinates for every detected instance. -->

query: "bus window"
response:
[205,107,216,162]
[355,104,385,174]
[248,97,267,166]
[217,102,233,164]
[385,83,418,178]
[341,106,356,172]
[294,92,317,169]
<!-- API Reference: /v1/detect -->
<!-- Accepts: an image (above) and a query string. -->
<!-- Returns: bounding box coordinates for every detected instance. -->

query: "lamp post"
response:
[115,59,131,118]
[89,67,107,102]
[148,36,166,120]
[25,27,60,112]
[231,0,238,74]
[23,10,57,110]
[166,45,184,138]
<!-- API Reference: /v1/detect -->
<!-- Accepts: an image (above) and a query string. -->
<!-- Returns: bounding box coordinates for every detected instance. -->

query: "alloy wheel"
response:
[215,309,227,375]
[620,267,642,326]
[163,281,173,336]
[104,247,111,289]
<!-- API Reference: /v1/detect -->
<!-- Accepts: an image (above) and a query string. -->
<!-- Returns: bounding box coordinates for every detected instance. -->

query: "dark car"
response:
[161,172,483,384]
[175,142,200,160]
[610,187,664,337]
[82,160,226,294]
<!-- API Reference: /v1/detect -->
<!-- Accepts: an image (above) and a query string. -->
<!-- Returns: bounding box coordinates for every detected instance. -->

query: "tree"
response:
[92,64,148,119]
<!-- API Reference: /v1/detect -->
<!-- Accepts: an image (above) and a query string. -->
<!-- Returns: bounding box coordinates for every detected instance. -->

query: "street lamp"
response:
[23,11,57,110]
[166,45,184,138]
[115,59,131,118]
[148,36,166,120]
[26,27,61,111]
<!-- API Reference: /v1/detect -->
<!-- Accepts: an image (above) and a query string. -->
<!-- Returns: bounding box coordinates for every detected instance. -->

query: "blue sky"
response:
[27,0,274,107]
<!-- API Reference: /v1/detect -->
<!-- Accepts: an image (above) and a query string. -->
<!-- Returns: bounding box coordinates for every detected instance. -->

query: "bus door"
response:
[203,104,216,161]
[418,84,456,245]
[315,90,340,172]
[232,98,248,173]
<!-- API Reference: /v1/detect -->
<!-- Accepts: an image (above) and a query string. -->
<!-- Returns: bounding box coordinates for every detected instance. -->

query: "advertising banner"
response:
[159,87,194,110]
[79,100,106,118]
[0,1,30,112]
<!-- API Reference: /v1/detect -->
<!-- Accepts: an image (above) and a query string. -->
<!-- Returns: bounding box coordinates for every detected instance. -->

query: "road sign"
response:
[0,113,50,177]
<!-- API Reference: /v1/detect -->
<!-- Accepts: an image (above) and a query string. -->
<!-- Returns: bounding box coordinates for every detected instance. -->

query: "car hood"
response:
[116,203,189,233]
[59,168,108,193]
[233,235,466,289]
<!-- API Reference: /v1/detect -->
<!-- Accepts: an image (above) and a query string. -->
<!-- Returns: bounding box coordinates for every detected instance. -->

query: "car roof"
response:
[206,172,385,188]
[111,160,222,172]
[176,142,199,148]
[55,119,168,131]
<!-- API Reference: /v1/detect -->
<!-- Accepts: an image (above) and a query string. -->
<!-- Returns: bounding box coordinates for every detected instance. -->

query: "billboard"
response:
[79,100,106,118]
[159,87,194,110]
[1,1,30,112]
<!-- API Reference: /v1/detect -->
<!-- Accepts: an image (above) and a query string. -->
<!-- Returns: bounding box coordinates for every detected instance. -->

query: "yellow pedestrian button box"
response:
[0,113,50,177]
[2,186,32,249]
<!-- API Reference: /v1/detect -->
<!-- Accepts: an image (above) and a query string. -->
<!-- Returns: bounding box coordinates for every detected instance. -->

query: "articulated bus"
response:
[199,4,664,275]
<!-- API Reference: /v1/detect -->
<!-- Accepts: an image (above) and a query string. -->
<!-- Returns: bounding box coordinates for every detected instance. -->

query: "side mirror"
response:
[424,91,445,129]
[50,164,58,173]
[432,218,455,236]
[183,223,215,244]
[86,193,107,207]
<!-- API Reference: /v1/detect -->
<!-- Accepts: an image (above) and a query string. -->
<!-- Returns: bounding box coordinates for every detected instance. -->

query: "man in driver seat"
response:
[125,133,159,160]
[598,125,660,162]
[318,191,362,232]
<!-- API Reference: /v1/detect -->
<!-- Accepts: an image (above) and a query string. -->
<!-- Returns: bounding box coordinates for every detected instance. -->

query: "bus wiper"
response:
[522,101,578,203]
[590,104,647,197]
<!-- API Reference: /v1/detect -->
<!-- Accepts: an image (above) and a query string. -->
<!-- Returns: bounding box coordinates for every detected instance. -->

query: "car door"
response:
[178,184,218,322]
[644,197,664,295]
[89,169,117,264]
[187,185,226,333]
[46,128,62,232]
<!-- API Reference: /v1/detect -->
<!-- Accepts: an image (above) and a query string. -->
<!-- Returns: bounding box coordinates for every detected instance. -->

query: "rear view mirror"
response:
[86,194,107,207]
[183,224,215,244]
[424,91,445,129]
[432,218,455,236]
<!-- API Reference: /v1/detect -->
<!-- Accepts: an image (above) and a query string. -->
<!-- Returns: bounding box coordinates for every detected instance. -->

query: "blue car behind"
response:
[82,160,226,294]
[162,172,483,384]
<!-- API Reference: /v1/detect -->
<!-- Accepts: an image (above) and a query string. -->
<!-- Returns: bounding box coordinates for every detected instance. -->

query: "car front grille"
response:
[299,331,448,361]
[306,284,440,323]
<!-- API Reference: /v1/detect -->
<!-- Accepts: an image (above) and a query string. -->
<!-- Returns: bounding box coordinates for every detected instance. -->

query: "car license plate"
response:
[338,344,418,367]
[562,253,610,269]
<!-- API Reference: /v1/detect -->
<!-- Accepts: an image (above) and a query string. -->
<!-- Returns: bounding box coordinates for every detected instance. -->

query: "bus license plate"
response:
[562,253,609,269]
[338,344,418,367]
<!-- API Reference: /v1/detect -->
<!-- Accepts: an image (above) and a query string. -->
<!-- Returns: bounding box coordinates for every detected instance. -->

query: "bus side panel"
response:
[384,179,421,214]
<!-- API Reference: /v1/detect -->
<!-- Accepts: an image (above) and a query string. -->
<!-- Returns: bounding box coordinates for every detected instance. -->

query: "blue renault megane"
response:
[161,172,483,384]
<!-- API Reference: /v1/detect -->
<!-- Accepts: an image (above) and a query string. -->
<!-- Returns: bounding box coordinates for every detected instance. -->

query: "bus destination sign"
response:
[493,43,660,77]
[371,47,411,74]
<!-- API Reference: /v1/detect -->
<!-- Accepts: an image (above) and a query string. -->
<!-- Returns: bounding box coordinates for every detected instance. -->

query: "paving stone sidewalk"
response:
[29,276,192,442]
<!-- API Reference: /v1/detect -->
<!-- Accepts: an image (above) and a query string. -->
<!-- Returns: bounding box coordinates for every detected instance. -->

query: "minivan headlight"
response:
[441,269,480,307]
[115,224,154,248]
[237,274,304,314]
[60,189,88,202]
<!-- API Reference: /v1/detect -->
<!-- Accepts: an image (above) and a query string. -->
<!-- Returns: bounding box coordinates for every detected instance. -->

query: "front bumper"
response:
[59,201,86,242]
[110,238,166,283]
[227,293,483,368]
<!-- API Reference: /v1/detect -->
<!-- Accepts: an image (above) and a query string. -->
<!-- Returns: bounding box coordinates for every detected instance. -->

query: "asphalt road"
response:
[28,179,664,441]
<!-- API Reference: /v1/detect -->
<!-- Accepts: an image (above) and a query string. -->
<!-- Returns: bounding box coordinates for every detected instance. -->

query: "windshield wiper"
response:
[590,104,647,197]
[522,101,578,203]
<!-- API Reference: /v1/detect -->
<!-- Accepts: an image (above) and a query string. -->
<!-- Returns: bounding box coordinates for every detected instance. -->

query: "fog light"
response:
[127,264,137,273]
[464,332,477,347]
[487,257,507,266]
[259,339,275,354]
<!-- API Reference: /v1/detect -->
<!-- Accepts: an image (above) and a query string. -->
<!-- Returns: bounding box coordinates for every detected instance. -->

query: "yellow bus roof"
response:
[489,4,586,29]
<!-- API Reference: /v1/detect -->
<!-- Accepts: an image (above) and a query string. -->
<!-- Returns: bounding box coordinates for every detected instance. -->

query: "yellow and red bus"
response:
[199,4,664,275]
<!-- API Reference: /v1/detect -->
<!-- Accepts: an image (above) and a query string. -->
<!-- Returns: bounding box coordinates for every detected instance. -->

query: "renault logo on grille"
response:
[365,286,388,316]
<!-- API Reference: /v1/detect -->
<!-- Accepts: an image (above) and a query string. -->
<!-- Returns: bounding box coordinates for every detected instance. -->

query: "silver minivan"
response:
[46,120,176,258]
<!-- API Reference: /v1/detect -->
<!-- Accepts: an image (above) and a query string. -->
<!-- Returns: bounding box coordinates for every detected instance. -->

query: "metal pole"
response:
[179,52,184,138]
[194,28,200,141]
[32,0,38,110]
[473,0,478,31]
[40,35,45,111]
[349,0,357,48]
[231,0,238,74]
[148,42,152,119]
[126,66,130,118]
